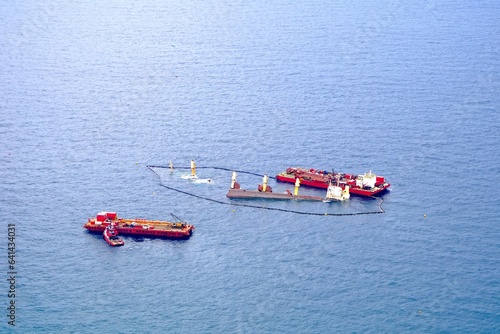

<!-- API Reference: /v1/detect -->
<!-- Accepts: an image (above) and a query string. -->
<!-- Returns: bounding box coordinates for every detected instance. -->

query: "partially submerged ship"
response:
[226,172,349,201]
[324,180,350,202]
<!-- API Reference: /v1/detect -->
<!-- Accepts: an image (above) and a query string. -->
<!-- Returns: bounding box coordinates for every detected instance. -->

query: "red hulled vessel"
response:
[276,167,390,197]
[84,212,194,239]
[103,223,124,247]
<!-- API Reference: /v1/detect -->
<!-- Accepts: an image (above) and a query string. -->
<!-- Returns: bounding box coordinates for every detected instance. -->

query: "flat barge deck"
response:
[84,212,194,239]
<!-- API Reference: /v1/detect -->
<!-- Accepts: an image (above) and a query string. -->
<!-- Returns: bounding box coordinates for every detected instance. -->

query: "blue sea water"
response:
[1,0,499,332]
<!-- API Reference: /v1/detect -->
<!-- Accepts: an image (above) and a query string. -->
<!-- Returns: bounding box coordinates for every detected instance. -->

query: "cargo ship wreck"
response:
[226,172,350,201]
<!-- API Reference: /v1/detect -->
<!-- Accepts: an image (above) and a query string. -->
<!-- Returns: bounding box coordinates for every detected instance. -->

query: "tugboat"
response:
[103,223,124,247]
[276,167,390,196]
[84,212,194,239]
[226,172,324,201]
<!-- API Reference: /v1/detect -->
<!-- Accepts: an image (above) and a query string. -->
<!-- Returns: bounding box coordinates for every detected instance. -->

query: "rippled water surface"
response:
[1,1,499,332]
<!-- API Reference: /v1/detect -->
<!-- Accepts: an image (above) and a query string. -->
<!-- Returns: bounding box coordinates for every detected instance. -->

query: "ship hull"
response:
[276,170,390,197]
[84,216,194,239]
[103,229,124,246]
[276,174,330,189]
[86,224,193,239]
[226,188,323,201]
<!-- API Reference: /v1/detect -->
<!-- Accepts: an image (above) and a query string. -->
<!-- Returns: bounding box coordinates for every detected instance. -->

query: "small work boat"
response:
[103,223,124,247]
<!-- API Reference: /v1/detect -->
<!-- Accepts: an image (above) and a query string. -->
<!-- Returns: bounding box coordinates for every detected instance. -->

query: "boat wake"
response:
[180,174,214,184]
[191,178,214,184]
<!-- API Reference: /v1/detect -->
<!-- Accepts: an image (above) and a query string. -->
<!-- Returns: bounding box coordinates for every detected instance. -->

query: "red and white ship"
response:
[276,167,390,197]
[103,223,124,247]
[84,212,194,239]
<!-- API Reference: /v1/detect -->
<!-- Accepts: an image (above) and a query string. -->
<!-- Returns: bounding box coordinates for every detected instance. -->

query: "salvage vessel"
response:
[84,212,194,239]
[103,223,124,247]
[276,167,390,196]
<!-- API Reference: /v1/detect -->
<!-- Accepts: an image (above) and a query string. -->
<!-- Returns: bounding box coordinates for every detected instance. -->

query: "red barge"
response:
[276,167,390,197]
[84,212,194,239]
